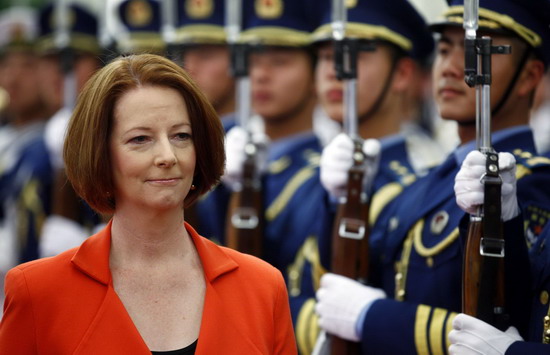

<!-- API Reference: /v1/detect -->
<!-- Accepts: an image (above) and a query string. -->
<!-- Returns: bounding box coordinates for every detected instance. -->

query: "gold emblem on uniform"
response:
[541,290,549,305]
[186,0,214,19]
[255,0,283,19]
[346,0,357,9]
[127,0,153,28]
[430,211,449,235]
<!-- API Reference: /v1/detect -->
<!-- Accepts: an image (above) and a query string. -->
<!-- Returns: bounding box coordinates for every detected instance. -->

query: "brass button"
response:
[426,257,434,268]
[541,291,549,305]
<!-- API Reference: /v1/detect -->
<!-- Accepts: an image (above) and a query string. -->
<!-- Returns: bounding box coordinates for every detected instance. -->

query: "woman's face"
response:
[110,85,196,213]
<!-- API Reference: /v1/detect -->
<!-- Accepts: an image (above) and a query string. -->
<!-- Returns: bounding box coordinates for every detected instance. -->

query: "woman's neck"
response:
[109,207,191,266]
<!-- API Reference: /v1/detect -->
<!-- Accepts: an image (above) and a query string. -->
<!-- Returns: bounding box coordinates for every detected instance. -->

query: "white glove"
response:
[221,126,269,191]
[448,313,523,355]
[315,273,386,342]
[44,107,72,170]
[454,151,519,221]
[320,133,381,199]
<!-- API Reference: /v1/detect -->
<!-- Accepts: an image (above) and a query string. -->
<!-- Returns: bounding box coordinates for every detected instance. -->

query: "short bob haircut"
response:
[63,53,225,214]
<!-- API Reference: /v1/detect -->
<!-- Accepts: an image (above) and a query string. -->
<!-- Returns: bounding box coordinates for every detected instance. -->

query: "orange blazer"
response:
[0,222,297,354]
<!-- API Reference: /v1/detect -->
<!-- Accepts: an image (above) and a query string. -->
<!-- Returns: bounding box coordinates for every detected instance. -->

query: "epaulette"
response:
[512,149,550,180]
[388,160,416,186]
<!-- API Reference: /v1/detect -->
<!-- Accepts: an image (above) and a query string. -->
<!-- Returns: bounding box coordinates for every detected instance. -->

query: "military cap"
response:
[430,0,550,66]
[0,6,37,53]
[117,0,165,54]
[311,0,435,61]
[239,0,319,47]
[175,0,227,45]
[37,2,100,55]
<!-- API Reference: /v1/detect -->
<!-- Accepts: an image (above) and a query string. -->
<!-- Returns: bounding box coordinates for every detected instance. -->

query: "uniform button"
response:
[541,291,549,305]
[389,217,399,232]
[426,257,434,268]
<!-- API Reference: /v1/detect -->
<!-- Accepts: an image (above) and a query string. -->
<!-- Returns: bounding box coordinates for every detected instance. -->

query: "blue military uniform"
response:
[356,0,550,352]
[290,1,435,352]
[232,0,328,348]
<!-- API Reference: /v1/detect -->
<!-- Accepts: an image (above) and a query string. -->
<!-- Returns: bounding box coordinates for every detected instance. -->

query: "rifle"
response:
[461,0,511,330]
[224,0,263,257]
[329,0,374,353]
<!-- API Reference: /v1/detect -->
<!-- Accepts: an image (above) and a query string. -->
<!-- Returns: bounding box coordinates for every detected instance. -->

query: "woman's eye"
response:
[175,133,192,141]
[129,136,149,144]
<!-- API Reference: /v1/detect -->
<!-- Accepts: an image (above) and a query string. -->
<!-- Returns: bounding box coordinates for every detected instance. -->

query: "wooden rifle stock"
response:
[226,148,263,257]
[330,141,370,355]
[462,217,506,327]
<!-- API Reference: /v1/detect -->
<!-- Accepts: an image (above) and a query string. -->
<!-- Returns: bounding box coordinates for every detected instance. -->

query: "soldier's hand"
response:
[449,313,523,355]
[221,126,269,191]
[320,133,380,199]
[454,151,519,221]
[315,273,386,342]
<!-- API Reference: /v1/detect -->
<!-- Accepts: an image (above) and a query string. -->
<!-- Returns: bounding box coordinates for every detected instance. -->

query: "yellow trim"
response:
[445,312,457,350]
[175,24,226,44]
[527,156,550,166]
[268,156,291,174]
[414,305,431,355]
[429,308,447,355]
[395,227,414,301]
[240,27,312,47]
[311,22,412,52]
[296,298,319,355]
[265,166,316,221]
[515,165,531,180]
[287,238,308,297]
[369,182,403,226]
[17,179,45,249]
[37,33,100,54]
[117,33,166,54]
[444,6,542,48]
[413,219,460,258]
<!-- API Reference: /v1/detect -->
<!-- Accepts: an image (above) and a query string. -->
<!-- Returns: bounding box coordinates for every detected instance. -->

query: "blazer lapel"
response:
[73,285,150,354]
[189,225,264,354]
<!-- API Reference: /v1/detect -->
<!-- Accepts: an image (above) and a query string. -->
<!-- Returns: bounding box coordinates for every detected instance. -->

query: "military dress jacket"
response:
[360,128,550,354]
[0,222,297,354]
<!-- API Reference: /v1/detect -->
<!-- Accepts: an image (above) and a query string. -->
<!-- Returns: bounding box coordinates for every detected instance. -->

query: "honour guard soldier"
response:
[221,0,326,339]
[173,0,236,244]
[116,0,165,55]
[315,0,550,354]
[293,1,435,352]
[0,5,52,306]
[37,1,103,257]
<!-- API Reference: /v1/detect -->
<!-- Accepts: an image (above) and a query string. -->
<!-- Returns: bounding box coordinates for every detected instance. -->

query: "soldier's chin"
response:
[322,106,343,124]
[439,109,476,124]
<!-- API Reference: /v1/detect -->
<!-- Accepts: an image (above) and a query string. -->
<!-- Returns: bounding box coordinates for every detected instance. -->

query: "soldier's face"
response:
[432,27,521,123]
[316,42,396,124]
[0,51,44,117]
[182,45,235,115]
[249,47,316,122]
[37,54,64,112]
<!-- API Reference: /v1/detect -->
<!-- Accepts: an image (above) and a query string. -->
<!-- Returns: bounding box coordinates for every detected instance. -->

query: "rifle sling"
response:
[477,151,508,329]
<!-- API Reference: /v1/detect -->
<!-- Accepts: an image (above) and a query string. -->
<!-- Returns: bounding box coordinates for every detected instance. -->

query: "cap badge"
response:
[186,0,214,19]
[256,0,283,19]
